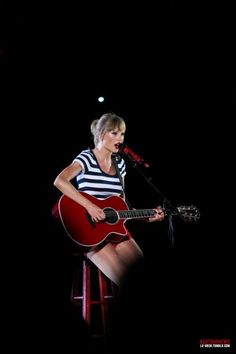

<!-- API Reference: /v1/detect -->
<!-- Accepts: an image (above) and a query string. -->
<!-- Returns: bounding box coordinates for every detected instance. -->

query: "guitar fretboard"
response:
[118,209,156,219]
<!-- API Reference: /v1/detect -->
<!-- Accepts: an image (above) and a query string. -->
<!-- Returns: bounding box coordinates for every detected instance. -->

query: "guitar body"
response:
[53,191,200,248]
[56,192,129,247]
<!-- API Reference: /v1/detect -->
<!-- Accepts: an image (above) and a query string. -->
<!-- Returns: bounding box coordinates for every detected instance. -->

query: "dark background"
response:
[1,1,234,353]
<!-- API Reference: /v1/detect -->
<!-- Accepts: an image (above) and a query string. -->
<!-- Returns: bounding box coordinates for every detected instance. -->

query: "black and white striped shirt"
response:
[73,149,126,200]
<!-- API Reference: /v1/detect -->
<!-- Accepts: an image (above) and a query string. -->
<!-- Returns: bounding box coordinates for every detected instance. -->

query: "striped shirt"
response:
[73,149,126,200]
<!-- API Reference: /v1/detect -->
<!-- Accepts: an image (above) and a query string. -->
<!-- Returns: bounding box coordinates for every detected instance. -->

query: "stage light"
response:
[98,96,105,102]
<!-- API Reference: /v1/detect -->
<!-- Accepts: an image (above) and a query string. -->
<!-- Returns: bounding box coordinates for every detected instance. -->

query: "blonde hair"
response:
[90,112,126,146]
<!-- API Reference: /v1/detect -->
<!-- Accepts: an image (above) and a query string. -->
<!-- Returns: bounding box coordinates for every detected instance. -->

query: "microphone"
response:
[119,144,150,168]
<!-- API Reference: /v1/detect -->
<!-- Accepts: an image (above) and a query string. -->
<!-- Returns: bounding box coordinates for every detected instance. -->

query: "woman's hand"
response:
[86,203,106,223]
[148,206,165,222]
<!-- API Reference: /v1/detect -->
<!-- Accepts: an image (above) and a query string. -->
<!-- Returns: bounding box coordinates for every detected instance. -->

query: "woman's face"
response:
[101,128,125,153]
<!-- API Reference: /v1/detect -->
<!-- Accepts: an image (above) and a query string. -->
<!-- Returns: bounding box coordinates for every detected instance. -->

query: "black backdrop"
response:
[1,1,234,353]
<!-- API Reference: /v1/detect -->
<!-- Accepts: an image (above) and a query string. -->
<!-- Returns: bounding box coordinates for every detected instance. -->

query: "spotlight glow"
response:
[98,96,105,102]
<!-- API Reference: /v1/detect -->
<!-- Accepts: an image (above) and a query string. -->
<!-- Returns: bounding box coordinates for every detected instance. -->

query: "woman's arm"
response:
[53,161,106,222]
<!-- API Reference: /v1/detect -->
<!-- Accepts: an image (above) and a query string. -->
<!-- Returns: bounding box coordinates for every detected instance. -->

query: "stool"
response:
[71,254,117,337]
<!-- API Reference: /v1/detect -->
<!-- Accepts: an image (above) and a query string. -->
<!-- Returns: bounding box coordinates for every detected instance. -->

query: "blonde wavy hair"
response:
[90,112,126,146]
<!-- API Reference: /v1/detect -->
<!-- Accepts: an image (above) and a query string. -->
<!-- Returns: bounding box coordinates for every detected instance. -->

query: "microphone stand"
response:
[124,158,184,247]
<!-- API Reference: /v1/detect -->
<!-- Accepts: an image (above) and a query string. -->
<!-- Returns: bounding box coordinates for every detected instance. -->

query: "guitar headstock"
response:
[176,205,200,222]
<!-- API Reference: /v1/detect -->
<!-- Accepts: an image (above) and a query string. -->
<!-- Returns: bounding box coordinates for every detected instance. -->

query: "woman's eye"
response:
[111,131,125,137]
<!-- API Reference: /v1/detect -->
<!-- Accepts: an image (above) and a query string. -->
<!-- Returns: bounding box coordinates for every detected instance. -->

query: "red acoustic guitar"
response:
[53,191,200,247]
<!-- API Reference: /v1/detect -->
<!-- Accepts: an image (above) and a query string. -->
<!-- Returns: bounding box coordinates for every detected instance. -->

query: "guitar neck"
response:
[118,207,182,220]
[118,209,156,219]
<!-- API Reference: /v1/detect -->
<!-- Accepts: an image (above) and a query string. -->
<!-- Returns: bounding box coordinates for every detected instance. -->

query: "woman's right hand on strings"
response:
[86,203,106,223]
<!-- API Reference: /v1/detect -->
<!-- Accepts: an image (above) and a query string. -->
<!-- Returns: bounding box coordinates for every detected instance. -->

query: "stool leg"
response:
[98,270,112,334]
[70,256,82,304]
[71,258,116,339]
[82,259,91,325]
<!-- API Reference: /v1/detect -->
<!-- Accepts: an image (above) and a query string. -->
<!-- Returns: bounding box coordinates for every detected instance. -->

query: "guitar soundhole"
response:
[104,207,118,224]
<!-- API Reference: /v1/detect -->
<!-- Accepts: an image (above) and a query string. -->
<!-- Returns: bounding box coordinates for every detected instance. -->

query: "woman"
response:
[53,112,164,286]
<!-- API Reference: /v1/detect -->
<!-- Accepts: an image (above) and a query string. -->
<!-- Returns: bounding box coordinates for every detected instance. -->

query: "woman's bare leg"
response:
[86,243,127,286]
[114,238,144,267]
[86,238,143,287]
